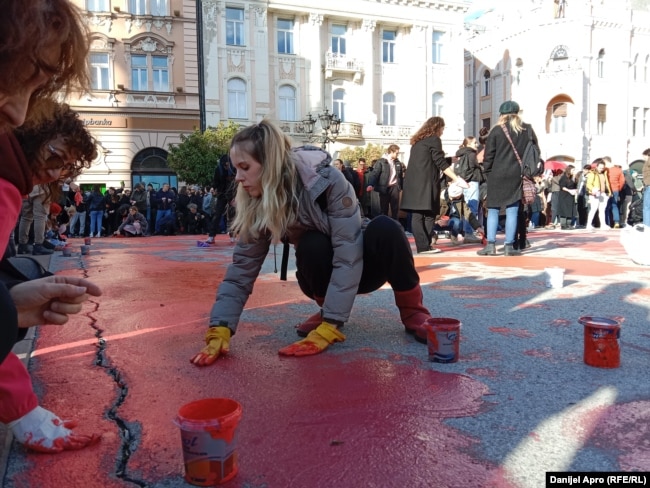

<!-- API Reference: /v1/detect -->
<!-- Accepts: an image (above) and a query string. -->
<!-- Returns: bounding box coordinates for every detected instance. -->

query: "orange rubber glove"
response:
[190,327,231,366]
[278,322,345,357]
[9,406,101,454]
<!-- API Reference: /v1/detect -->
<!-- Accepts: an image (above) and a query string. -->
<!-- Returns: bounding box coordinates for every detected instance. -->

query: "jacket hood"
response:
[292,146,333,199]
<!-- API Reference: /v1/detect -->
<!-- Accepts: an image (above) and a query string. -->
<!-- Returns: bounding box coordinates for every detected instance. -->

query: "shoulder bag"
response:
[500,124,536,205]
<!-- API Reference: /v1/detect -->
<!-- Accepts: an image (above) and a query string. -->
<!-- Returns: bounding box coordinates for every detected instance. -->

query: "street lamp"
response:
[301,109,341,149]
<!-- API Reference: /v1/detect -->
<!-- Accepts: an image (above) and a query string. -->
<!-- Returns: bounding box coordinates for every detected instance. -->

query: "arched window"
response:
[598,49,605,78]
[333,89,346,122]
[227,78,247,119]
[278,85,296,121]
[125,35,173,93]
[89,35,115,92]
[633,54,639,82]
[645,55,649,83]
[552,103,567,133]
[483,70,491,96]
[382,92,396,126]
[432,92,444,117]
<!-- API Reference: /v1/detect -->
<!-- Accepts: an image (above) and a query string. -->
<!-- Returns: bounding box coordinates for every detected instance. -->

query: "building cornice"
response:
[70,108,200,119]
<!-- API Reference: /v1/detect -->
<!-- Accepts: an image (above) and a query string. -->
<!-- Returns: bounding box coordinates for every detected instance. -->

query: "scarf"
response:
[0,132,32,196]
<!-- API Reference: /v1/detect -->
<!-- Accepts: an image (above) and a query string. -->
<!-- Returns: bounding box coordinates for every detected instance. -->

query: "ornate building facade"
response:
[199,0,470,162]
[464,0,650,172]
[68,0,200,190]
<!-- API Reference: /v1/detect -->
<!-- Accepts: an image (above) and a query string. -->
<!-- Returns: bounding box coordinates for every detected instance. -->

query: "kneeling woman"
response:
[191,120,434,366]
[114,205,148,236]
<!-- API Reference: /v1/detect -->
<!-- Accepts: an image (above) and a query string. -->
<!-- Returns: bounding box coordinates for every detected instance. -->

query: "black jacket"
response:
[368,157,405,194]
[483,122,539,208]
[400,135,451,213]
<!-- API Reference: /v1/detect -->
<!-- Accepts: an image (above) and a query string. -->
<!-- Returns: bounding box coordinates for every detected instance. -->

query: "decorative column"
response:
[305,13,324,113]
[409,24,428,125]
[202,0,221,126]
[252,6,270,120]
[359,19,376,126]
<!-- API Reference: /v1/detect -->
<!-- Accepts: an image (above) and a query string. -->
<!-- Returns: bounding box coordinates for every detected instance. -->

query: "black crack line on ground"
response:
[80,258,148,488]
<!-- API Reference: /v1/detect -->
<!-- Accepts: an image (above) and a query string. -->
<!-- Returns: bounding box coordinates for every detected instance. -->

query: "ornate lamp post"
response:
[301,109,341,150]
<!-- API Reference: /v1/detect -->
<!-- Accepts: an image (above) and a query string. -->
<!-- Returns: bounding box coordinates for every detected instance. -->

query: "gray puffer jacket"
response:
[209,146,363,333]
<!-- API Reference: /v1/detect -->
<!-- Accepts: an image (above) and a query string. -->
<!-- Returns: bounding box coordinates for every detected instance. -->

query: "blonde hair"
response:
[496,113,524,134]
[230,120,299,243]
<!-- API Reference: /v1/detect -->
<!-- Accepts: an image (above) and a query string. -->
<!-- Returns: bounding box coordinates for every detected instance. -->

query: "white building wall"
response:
[200,0,471,162]
[464,0,650,169]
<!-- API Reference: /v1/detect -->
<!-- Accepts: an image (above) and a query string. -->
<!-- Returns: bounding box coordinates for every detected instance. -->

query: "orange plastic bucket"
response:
[579,316,620,368]
[426,318,461,363]
[174,398,243,486]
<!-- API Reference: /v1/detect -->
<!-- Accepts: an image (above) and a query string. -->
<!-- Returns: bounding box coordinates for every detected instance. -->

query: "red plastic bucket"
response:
[426,318,461,363]
[174,398,243,486]
[579,316,620,368]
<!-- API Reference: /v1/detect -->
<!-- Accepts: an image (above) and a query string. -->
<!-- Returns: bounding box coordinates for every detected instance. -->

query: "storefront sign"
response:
[81,116,128,128]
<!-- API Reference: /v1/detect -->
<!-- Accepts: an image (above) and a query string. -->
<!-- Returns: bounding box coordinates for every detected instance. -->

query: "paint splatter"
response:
[488,327,534,338]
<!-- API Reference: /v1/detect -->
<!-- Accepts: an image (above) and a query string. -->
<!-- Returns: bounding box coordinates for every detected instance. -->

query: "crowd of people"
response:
[3,0,650,464]
[15,177,239,254]
[327,103,650,257]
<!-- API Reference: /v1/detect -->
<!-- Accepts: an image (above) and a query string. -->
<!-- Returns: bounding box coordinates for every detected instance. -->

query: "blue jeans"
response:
[462,181,479,234]
[89,210,104,236]
[155,208,172,233]
[644,186,650,227]
[486,201,519,244]
[606,191,620,226]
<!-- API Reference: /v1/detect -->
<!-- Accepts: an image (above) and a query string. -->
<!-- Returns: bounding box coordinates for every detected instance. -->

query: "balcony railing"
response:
[336,122,363,141]
[325,52,363,82]
[125,91,176,107]
[376,125,414,139]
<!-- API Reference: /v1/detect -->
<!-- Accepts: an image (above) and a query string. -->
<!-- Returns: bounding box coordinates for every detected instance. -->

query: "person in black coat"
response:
[477,101,541,256]
[366,144,405,220]
[557,165,577,229]
[400,117,468,254]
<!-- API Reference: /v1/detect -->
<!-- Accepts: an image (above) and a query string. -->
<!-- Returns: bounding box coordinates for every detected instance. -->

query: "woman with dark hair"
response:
[400,116,468,254]
[0,99,101,451]
[191,120,436,366]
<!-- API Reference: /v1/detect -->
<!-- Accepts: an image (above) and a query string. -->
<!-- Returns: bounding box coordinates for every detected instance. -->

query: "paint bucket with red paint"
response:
[80,245,90,255]
[579,316,620,368]
[84,237,91,246]
[175,398,242,486]
[426,318,461,363]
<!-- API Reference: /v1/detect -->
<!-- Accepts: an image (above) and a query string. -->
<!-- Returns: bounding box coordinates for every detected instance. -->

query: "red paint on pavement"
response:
[488,327,534,338]
[12,235,499,487]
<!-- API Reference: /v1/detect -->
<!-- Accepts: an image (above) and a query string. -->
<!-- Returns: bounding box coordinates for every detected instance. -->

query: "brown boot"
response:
[296,296,325,337]
[393,286,431,344]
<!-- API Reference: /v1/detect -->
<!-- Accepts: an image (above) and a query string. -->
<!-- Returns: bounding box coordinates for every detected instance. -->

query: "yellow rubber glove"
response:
[190,327,231,366]
[278,322,345,357]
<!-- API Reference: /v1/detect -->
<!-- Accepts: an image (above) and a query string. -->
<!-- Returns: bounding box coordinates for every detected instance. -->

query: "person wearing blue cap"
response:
[477,101,541,256]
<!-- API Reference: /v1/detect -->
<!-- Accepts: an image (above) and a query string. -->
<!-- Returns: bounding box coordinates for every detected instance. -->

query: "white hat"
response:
[447,183,463,199]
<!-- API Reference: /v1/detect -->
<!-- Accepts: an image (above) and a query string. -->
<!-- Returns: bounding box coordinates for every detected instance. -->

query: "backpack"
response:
[500,124,543,179]
[453,153,474,181]
[628,198,643,226]
[520,128,543,179]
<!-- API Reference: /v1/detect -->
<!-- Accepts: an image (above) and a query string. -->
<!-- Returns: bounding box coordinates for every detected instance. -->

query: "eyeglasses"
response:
[45,144,74,172]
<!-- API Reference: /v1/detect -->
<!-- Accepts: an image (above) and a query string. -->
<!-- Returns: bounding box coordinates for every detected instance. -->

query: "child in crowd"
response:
[44,203,69,251]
